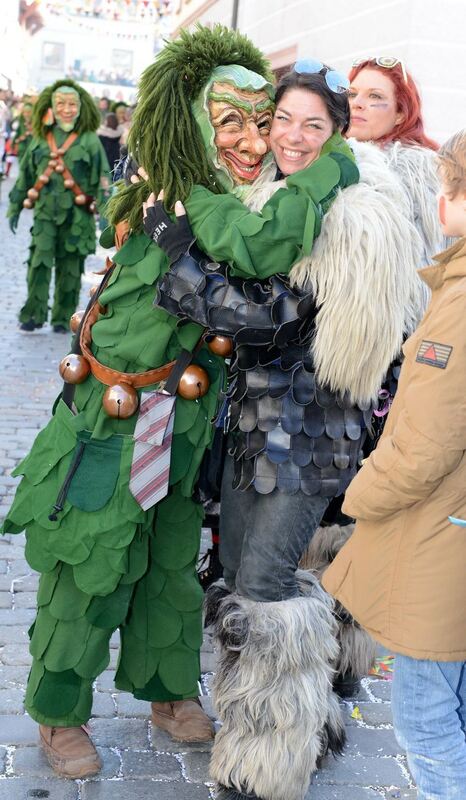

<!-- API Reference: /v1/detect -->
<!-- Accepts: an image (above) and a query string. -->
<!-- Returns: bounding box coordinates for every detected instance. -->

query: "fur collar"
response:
[244,140,430,405]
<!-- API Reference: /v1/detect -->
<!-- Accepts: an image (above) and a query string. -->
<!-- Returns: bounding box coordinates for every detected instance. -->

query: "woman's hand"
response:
[142,191,194,262]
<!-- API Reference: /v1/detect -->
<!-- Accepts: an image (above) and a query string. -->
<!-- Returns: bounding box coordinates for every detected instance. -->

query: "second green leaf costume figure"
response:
[3,26,359,782]
[8,80,109,332]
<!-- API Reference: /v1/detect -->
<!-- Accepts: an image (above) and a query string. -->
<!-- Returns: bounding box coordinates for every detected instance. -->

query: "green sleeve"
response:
[7,142,36,219]
[184,133,358,279]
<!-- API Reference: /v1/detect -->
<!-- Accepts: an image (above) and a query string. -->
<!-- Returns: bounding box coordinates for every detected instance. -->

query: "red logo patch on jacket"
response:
[416,340,452,369]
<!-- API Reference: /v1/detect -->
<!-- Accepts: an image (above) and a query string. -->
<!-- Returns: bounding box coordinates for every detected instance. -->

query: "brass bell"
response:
[23,198,33,209]
[48,159,57,168]
[59,353,90,384]
[39,173,50,184]
[207,335,233,357]
[102,383,139,419]
[75,194,87,206]
[88,201,96,214]
[69,310,85,333]
[178,365,210,400]
[64,177,75,189]
[57,148,65,156]
[27,188,39,201]
[49,151,58,158]
[55,163,65,174]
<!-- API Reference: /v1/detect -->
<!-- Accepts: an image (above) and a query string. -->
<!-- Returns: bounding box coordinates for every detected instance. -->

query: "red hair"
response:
[348,60,438,150]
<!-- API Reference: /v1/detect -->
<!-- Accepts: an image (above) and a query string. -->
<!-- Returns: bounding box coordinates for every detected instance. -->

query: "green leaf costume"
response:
[2,26,357,727]
[12,111,33,161]
[8,80,109,328]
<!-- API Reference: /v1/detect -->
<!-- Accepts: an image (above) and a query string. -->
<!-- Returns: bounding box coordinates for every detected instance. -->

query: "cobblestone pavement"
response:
[0,173,416,799]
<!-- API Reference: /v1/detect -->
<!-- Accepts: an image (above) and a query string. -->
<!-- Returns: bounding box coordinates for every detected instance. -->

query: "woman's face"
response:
[270,88,334,175]
[347,68,403,142]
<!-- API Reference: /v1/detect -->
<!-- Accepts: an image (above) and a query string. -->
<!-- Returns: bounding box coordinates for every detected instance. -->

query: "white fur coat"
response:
[243,141,442,406]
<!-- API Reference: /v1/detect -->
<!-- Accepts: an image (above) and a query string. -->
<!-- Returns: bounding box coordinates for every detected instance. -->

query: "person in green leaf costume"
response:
[2,25,366,784]
[11,101,34,163]
[7,80,109,333]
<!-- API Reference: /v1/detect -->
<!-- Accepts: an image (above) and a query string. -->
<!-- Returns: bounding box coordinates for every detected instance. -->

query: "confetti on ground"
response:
[369,654,395,679]
[351,705,363,720]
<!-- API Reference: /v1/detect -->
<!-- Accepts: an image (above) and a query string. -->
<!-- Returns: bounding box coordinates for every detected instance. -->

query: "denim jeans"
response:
[392,654,466,799]
[219,455,329,602]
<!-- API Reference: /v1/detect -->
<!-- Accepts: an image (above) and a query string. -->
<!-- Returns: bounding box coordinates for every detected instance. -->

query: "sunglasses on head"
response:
[351,57,408,84]
[294,59,350,94]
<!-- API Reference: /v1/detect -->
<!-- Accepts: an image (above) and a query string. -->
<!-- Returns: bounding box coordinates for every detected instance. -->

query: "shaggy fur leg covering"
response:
[204,581,230,629]
[300,525,377,682]
[209,571,344,800]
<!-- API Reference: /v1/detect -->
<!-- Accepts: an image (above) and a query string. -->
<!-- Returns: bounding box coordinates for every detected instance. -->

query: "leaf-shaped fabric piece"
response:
[37,566,60,607]
[49,562,92,621]
[182,609,204,651]
[31,666,84,718]
[42,616,89,671]
[119,529,150,585]
[73,543,128,596]
[158,643,200,696]
[74,627,112,679]
[86,580,133,629]
[67,433,123,512]
[117,627,160,688]
[29,607,58,661]
[162,567,203,613]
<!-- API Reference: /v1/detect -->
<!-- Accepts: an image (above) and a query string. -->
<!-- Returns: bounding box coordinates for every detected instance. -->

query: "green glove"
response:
[9,214,19,235]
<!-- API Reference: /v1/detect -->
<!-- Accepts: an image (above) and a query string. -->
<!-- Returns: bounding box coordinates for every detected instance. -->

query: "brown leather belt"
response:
[79,299,177,388]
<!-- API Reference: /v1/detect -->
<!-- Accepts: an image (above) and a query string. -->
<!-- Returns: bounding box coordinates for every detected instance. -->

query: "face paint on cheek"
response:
[368,102,390,108]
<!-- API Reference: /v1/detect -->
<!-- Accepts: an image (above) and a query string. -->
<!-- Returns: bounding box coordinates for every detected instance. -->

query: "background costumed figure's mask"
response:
[193,65,275,195]
[52,87,81,132]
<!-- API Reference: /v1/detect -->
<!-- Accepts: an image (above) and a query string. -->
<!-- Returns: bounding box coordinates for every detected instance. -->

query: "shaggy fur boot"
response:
[300,524,377,694]
[208,571,345,800]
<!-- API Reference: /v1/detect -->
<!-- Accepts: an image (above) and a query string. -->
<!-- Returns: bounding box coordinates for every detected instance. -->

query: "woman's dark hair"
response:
[275,68,350,134]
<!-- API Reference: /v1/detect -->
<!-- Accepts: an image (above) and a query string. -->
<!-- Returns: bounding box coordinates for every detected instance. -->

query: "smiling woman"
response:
[270,67,350,177]
[271,90,333,173]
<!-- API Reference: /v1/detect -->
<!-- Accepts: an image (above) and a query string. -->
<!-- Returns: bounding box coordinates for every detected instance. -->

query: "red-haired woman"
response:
[347,58,443,265]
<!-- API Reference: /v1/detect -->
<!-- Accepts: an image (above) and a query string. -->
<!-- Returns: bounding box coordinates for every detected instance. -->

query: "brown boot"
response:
[39,724,102,779]
[151,698,215,742]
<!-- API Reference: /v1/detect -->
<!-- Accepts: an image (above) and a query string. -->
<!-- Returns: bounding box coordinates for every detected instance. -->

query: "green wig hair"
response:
[32,79,100,139]
[108,23,273,230]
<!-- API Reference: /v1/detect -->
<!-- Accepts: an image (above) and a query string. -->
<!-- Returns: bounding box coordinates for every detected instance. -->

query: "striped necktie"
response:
[129,391,176,511]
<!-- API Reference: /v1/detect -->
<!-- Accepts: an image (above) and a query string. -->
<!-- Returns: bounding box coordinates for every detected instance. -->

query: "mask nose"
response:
[239,123,268,156]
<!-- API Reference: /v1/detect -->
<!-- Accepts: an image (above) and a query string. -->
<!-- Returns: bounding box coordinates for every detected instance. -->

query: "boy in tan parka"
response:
[323,130,466,800]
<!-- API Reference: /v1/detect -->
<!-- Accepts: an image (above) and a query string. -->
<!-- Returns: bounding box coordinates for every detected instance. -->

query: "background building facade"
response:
[171,0,466,143]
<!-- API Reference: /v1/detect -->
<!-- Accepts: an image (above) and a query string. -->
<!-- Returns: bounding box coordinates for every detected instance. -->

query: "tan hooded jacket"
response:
[322,238,466,660]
